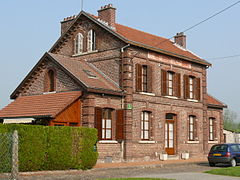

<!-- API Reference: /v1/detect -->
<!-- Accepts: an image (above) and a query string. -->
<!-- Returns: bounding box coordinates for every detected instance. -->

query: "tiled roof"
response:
[48,53,122,93]
[0,91,81,119]
[207,94,227,108]
[115,23,206,63]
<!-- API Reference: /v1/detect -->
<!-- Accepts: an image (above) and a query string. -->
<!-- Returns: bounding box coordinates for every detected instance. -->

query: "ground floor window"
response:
[102,108,113,140]
[189,115,197,141]
[141,111,151,140]
[209,117,216,141]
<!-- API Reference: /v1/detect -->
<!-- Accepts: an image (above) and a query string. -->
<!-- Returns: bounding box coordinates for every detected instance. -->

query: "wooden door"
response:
[165,114,176,155]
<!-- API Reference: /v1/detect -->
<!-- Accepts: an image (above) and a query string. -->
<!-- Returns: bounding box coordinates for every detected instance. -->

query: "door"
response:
[165,114,176,155]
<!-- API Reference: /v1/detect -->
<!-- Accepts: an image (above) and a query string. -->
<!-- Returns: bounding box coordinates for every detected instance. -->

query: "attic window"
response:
[83,69,97,78]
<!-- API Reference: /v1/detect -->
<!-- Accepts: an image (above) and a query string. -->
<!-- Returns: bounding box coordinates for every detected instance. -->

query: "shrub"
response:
[0,124,98,172]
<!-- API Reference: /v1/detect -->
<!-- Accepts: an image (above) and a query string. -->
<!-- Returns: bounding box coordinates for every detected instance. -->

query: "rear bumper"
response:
[208,157,231,164]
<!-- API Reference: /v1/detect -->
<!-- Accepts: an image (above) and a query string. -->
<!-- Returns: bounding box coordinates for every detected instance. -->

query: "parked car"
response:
[208,143,240,167]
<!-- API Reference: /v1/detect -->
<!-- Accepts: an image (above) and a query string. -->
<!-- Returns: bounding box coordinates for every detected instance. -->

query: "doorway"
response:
[165,113,176,155]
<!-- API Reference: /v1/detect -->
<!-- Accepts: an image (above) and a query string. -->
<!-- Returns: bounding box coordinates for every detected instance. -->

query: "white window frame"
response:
[74,33,83,54]
[189,76,194,99]
[141,111,150,140]
[167,71,174,96]
[87,29,96,52]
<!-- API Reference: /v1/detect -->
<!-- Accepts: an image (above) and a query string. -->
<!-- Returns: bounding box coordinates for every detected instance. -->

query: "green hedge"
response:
[0,124,98,172]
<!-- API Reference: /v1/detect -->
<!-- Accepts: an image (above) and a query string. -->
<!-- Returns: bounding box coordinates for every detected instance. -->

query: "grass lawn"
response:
[98,178,173,180]
[205,166,240,177]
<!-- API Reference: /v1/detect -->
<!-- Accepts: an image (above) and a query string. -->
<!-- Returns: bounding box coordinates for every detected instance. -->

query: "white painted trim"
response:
[139,92,155,96]
[98,140,118,144]
[164,96,178,99]
[187,99,198,102]
[187,141,199,144]
[208,141,218,144]
[4,118,35,124]
[138,141,156,144]
[72,50,98,57]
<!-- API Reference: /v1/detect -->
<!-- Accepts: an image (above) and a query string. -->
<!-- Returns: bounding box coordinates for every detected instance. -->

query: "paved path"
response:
[0,158,239,180]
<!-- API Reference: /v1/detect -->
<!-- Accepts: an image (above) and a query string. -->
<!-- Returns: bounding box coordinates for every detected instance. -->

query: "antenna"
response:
[81,0,84,11]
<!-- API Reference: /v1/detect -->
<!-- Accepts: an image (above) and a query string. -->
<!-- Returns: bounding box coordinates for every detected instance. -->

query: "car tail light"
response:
[224,152,231,157]
[208,153,212,157]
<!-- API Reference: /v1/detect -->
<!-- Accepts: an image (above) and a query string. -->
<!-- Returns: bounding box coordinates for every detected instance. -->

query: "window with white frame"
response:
[189,115,197,141]
[167,71,174,96]
[141,111,151,140]
[209,117,215,141]
[189,76,194,99]
[74,33,83,54]
[87,29,96,52]
[102,108,112,140]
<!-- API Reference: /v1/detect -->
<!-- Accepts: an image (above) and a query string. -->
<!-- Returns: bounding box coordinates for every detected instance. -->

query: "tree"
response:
[224,109,239,131]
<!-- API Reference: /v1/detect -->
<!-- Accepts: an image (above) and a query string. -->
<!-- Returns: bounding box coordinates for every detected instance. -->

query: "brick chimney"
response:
[98,4,116,29]
[61,15,76,35]
[174,32,186,49]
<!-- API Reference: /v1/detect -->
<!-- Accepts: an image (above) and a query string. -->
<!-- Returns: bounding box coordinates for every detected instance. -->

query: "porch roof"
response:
[0,91,81,119]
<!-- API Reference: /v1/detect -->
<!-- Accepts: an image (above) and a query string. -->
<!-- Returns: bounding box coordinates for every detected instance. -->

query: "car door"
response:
[230,144,240,162]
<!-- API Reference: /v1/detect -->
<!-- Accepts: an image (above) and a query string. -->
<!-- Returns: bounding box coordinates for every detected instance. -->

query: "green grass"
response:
[205,166,240,177]
[98,178,173,180]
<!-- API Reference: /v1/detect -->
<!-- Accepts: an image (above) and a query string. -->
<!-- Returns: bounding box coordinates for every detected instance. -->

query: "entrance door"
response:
[165,114,176,155]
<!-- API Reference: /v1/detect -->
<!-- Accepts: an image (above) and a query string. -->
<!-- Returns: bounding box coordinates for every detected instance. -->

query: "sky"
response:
[0,0,240,120]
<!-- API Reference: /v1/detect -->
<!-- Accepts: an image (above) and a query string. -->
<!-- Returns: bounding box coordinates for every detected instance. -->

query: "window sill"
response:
[208,141,218,144]
[187,99,199,102]
[164,96,178,99]
[138,140,156,144]
[98,140,118,144]
[187,141,199,144]
[72,50,98,57]
[139,92,155,96]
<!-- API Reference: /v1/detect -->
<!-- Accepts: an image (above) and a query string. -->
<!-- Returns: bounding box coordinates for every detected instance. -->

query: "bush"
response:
[0,124,98,172]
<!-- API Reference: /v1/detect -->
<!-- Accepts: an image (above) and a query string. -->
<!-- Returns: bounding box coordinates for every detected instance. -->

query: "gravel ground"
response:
[0,162,237,180]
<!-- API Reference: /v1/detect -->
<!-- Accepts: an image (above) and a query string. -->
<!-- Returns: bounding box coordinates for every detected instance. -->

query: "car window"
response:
[211,144,228,152]
[230,145,240,152]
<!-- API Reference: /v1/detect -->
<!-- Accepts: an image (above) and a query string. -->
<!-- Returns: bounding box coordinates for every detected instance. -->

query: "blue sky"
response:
[0,0,240,120]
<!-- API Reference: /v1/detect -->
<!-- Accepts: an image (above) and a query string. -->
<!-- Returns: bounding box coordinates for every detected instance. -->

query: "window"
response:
[102,108,113,140]
[184,75,200,100]
[44,69,56,92]
[189,115,197,141]
[94,107,124,141]
[74,33,83,54]
[136,64,152,93]
[209,117,216,141]
[141,111,151,140]
[87,29,96,52]
[161,70,181,97]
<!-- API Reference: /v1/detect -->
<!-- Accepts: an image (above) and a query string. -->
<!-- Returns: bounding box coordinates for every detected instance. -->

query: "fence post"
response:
[11,130,18,180]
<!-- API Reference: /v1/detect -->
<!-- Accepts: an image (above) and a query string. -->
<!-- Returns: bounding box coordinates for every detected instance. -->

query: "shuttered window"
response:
[135,64,152,93]
[189,115,197,141]
[94,108,124,140]
[141,111,151,140]
[74,33,83,54]
[44,69,56,92]
[162,70,181,97]
[184,75,201,100]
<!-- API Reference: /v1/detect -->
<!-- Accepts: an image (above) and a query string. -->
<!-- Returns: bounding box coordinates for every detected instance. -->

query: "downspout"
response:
[120,44,130,162]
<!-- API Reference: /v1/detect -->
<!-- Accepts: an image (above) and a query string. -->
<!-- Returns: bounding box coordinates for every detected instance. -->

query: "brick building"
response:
[0,4,227,162]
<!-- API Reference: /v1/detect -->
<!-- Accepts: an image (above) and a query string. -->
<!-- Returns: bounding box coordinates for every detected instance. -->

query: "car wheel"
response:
[209,162,215,167]
[230,158,237,167]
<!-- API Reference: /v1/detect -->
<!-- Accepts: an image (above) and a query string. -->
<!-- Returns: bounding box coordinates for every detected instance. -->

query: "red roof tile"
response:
[0,91,81,119]
[207,94,227,108]
[115,23,205,62]
[49,53,122,93]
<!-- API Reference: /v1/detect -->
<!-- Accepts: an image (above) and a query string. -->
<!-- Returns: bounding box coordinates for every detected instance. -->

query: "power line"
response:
[158,1,240,46]
[206,54,240,60]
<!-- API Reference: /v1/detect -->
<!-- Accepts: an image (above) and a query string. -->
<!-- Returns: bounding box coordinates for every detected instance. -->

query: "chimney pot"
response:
[98,4,116,29]
[174,32,186,49]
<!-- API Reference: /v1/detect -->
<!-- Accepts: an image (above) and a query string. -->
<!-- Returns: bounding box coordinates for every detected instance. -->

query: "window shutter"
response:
[193,118,198,140]
[176,73,181,98]
[184,75,189,99]
[94,107,102,140]
[116,109,125,141]
[161,69,167,96]
[136,64,142,92]
[195,78,201,101]
[147,65,152,93]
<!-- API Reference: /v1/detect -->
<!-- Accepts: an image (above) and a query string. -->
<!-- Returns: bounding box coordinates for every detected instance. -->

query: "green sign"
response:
[126,104,133,110]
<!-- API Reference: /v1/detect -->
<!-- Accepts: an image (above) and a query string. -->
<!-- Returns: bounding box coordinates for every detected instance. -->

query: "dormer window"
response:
[74,33,83,54]
[87,29,96,52]
[44,69,56,92]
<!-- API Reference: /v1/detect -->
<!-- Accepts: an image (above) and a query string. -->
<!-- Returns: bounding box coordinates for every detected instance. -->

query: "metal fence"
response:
[0,131,18,180]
